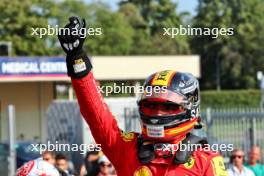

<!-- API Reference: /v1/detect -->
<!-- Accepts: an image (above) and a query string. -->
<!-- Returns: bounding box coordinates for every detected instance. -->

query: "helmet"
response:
[16,158,60,176]
[138,70,200,142]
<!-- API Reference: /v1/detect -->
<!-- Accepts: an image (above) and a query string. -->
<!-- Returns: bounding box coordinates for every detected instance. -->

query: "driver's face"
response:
[140,101,185,116]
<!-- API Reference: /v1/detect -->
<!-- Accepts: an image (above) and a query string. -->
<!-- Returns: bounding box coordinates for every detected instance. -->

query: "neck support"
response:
[137,133,208,164]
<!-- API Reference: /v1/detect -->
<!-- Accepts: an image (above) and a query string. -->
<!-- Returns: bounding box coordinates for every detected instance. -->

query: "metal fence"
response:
[203,108,264,162]
[46,100,84,172]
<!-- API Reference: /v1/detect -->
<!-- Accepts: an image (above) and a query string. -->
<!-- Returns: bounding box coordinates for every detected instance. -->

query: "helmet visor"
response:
[139,101,186,117]
[139,89,188,107]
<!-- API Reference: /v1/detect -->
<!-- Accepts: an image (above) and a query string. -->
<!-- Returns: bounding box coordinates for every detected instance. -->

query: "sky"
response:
[85,0,198,16]
[175,0,198,16]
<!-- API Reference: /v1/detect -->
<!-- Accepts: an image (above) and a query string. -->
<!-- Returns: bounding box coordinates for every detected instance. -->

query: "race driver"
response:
[58,16,228,176]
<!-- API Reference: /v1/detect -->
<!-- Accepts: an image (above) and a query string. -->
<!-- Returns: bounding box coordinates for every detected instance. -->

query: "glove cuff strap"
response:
[66,50,92,78]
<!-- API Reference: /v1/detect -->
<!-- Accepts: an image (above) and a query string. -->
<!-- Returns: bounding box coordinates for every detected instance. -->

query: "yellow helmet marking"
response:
[151,70,175,86]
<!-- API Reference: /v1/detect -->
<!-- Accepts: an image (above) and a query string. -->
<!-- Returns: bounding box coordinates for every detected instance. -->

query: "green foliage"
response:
[119,0,190,55]
[0,0,56,56]
[201,89,261,108]
[120,0,180,33]
[0,0,191,56]
[118,3,152,55]
[86,4,134,55]
[54,1,135,55]
[192,0,264,89]
[0,0,136,56]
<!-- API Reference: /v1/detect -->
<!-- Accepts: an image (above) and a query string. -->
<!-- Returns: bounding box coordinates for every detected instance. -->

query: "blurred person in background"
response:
[58,16,228,176]
[16,158,60,176]
[227,148,255,176]
[42,150,56,166]
[245,146,264,176]
[97,155,116,176]
[56,153,76,176]
[80,150,100,176]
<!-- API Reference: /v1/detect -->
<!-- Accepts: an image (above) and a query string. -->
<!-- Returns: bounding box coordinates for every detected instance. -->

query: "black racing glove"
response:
[58,16,92,78]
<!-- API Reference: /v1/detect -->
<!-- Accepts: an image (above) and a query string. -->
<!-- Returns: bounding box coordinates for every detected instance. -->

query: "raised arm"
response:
[71,72,122,150]
[57,17,135,165]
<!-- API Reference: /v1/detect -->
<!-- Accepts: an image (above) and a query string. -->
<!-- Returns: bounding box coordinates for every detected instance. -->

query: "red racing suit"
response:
[72,72,228,176]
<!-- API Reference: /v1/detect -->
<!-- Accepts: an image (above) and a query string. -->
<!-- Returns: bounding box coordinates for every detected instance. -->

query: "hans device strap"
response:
[137,133,208,164]
[137,136,155,164]
[173,133,207,164]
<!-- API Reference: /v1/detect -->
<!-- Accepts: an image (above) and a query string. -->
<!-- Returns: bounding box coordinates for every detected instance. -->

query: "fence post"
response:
[8,105,16,176]
[249,117,257,147]
[124,108,131,132]
[206,108,212,140]
[68,86,74,100]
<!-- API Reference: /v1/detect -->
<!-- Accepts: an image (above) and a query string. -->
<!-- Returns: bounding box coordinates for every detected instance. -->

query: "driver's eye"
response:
[165,105,173,110]
[166,104,182,111]
[148,104,156,109]
[164,104,175,111]
[142,103,148,108]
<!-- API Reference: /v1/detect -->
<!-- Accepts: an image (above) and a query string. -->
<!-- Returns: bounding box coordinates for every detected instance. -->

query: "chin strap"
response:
[137,133,208,164]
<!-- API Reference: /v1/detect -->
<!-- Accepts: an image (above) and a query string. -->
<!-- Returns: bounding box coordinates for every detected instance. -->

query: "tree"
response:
[0,0,57,56]
[0,0,135,56]
[119,0,190,55]
[191,0,264,89]
[118,3,152,54]
[85,3,134,55]
[120,0,180,33]
[53,1,134,55]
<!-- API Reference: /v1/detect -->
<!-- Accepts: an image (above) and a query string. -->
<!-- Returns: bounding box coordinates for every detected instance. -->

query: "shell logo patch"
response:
[134,166,152,176]
[120,130,134,142]
[212,156,228,176]
[183,157,195,169]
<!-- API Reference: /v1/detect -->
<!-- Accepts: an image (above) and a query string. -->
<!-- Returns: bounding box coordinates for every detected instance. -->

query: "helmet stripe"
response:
[165,120,196,135]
